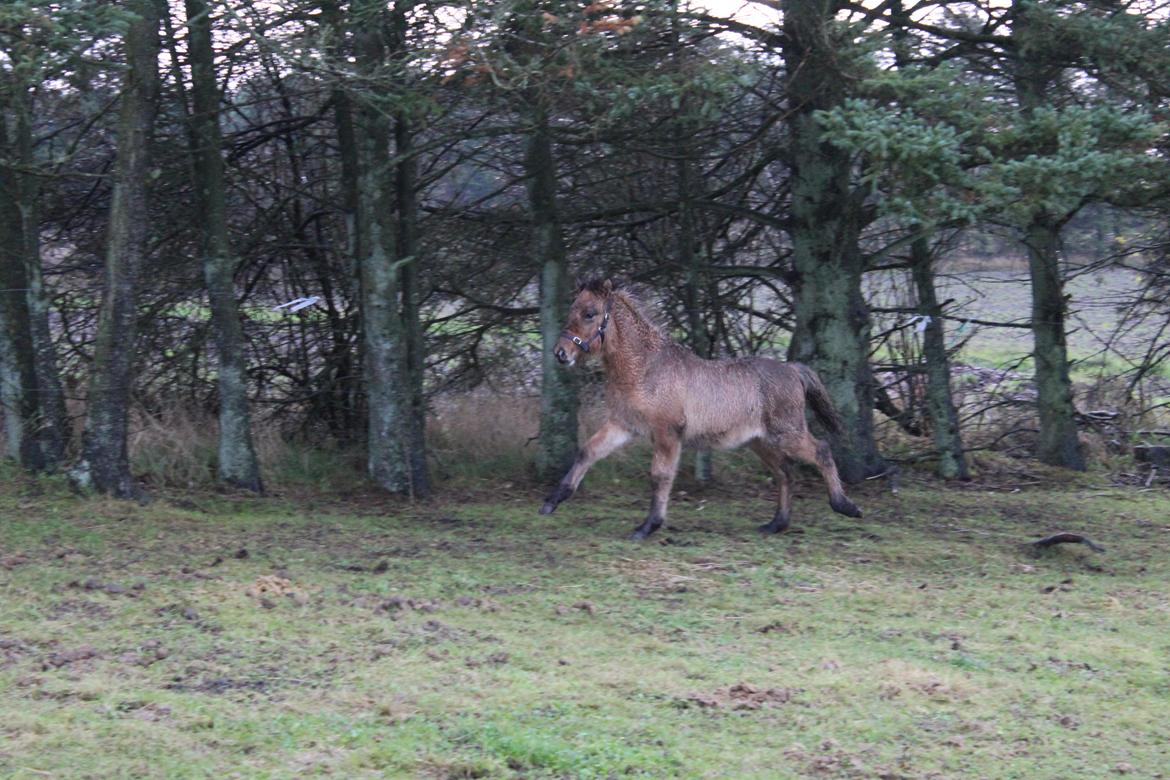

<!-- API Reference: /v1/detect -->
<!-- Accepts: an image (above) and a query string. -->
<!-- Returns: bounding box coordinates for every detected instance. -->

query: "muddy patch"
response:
[677,682,797,711]
[45,598,114,622]
[40,644,101,670]
[1,553,31,569]
[352,595,442,614]
[783,740,887,778]
[454,595,501,612]
[479,583,535,596]
[464,651,509,668]
[241,575,310,606]
[0,637,34,669]
[165,676,272,694]
[66,579,146,597]
[118,640,170,668]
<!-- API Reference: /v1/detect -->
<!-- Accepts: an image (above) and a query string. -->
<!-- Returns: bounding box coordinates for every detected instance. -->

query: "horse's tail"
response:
[796,364,845,437]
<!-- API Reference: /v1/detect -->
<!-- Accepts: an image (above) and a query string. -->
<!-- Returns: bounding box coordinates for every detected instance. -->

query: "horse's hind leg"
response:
[631,432,682,540]
[782,432,862,518]
[749,439,794,534]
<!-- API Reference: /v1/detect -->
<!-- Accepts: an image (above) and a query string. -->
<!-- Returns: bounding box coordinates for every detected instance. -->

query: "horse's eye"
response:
[584,310,596,320]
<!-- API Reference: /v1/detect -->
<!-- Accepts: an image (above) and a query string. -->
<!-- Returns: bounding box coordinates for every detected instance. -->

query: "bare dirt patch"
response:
[679,682,797,710]
[118,640,170,668]
[351,594,442,613]
[66,579,146,597]
[240,574,310,606]
[40,645,101,670]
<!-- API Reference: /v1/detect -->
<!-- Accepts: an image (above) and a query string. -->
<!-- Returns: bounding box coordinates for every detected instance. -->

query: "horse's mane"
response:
[578,278,668,344]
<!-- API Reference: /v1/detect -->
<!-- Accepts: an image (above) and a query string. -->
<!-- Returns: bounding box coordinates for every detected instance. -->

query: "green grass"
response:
[1,470,1168,779]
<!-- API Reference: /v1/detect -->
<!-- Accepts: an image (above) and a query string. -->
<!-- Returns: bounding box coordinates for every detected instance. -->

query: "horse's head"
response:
[554,278,615,366]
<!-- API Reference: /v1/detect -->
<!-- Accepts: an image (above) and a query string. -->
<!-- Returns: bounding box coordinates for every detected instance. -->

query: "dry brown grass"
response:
[129,405,323,489]
[429,391,539,463]
[106,391,597,489]
[428,388,612,480]
[114,376,1162,491]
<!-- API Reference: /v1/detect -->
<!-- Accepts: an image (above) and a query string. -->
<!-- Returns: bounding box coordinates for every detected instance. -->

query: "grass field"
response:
[1,467,1167,779]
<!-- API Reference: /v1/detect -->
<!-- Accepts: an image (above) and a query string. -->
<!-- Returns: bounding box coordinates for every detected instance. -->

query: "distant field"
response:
[2,472,1167,778]
[937,267,1157,373]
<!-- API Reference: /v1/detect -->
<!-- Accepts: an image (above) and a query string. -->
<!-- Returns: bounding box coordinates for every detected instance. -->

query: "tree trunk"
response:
[71,0,162,497]
[320,0,366,445]
[16,92,68,470]
[1,91,67,471]
[185,0,263,492]
[353,0,411,493]
[0,108,45,470]
[910,235,969,479]
[394,112,431,498]
[1013,0,1085,471]
[787,253,882,483]
[528,109,578,483]
[391,1,431,498]
[677,153,713,483]
[783,0,884,483]
[1025,216,1085,469]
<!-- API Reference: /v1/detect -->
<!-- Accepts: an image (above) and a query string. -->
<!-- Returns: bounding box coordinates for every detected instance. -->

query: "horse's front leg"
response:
[539,421,632,515]
[631,432,682,540]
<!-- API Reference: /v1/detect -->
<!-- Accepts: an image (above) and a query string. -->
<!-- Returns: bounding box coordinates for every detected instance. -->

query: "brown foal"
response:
[539,279,862,540]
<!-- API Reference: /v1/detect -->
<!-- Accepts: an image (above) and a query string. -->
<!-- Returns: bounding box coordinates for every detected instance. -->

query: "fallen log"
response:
[1031,532,1105,553]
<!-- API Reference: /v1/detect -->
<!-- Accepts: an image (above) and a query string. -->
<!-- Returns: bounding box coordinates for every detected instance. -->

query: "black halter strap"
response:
[561,300,612,354]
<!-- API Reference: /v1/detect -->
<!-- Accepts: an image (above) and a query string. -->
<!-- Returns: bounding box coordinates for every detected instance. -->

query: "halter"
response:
[561,300,612,354]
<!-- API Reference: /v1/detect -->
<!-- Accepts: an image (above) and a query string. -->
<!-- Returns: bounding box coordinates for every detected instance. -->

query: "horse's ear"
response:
[602,278,614,294]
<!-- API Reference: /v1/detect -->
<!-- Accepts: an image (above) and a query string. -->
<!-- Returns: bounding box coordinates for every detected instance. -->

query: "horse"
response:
[538,278,862,540]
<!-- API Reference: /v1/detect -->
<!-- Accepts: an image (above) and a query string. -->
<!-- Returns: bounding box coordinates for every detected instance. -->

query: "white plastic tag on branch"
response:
[908,315,931,334]
[274,296,320,313]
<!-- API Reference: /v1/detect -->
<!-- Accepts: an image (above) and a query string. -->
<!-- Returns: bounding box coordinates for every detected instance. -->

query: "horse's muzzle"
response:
[555,346,570,364]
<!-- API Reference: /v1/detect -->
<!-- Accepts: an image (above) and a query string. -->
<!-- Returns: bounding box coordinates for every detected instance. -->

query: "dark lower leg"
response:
[751,440,794,534]
[792,434,861,518]
[829,491,862,518]
[631,487,667,540]
[539,480,574,515]
[631,437,681,540]
[760,463,792,534]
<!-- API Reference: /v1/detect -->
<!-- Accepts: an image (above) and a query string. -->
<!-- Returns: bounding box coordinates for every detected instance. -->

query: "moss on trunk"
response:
[1026,217,1085,470]
[391,2,431,499]
[528,112,579,484]
[185,0,263,492]
[911,235,969,480]
[782,1,884,482]
[352,0,411,494]
[72,0,162,498]
[0,94,66,472]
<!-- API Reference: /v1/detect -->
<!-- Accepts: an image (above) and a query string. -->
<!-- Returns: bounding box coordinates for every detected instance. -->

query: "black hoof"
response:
[831,496,862,518]
[539,484,574,516]
[629,522,661,541]
[757,518,790,535]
